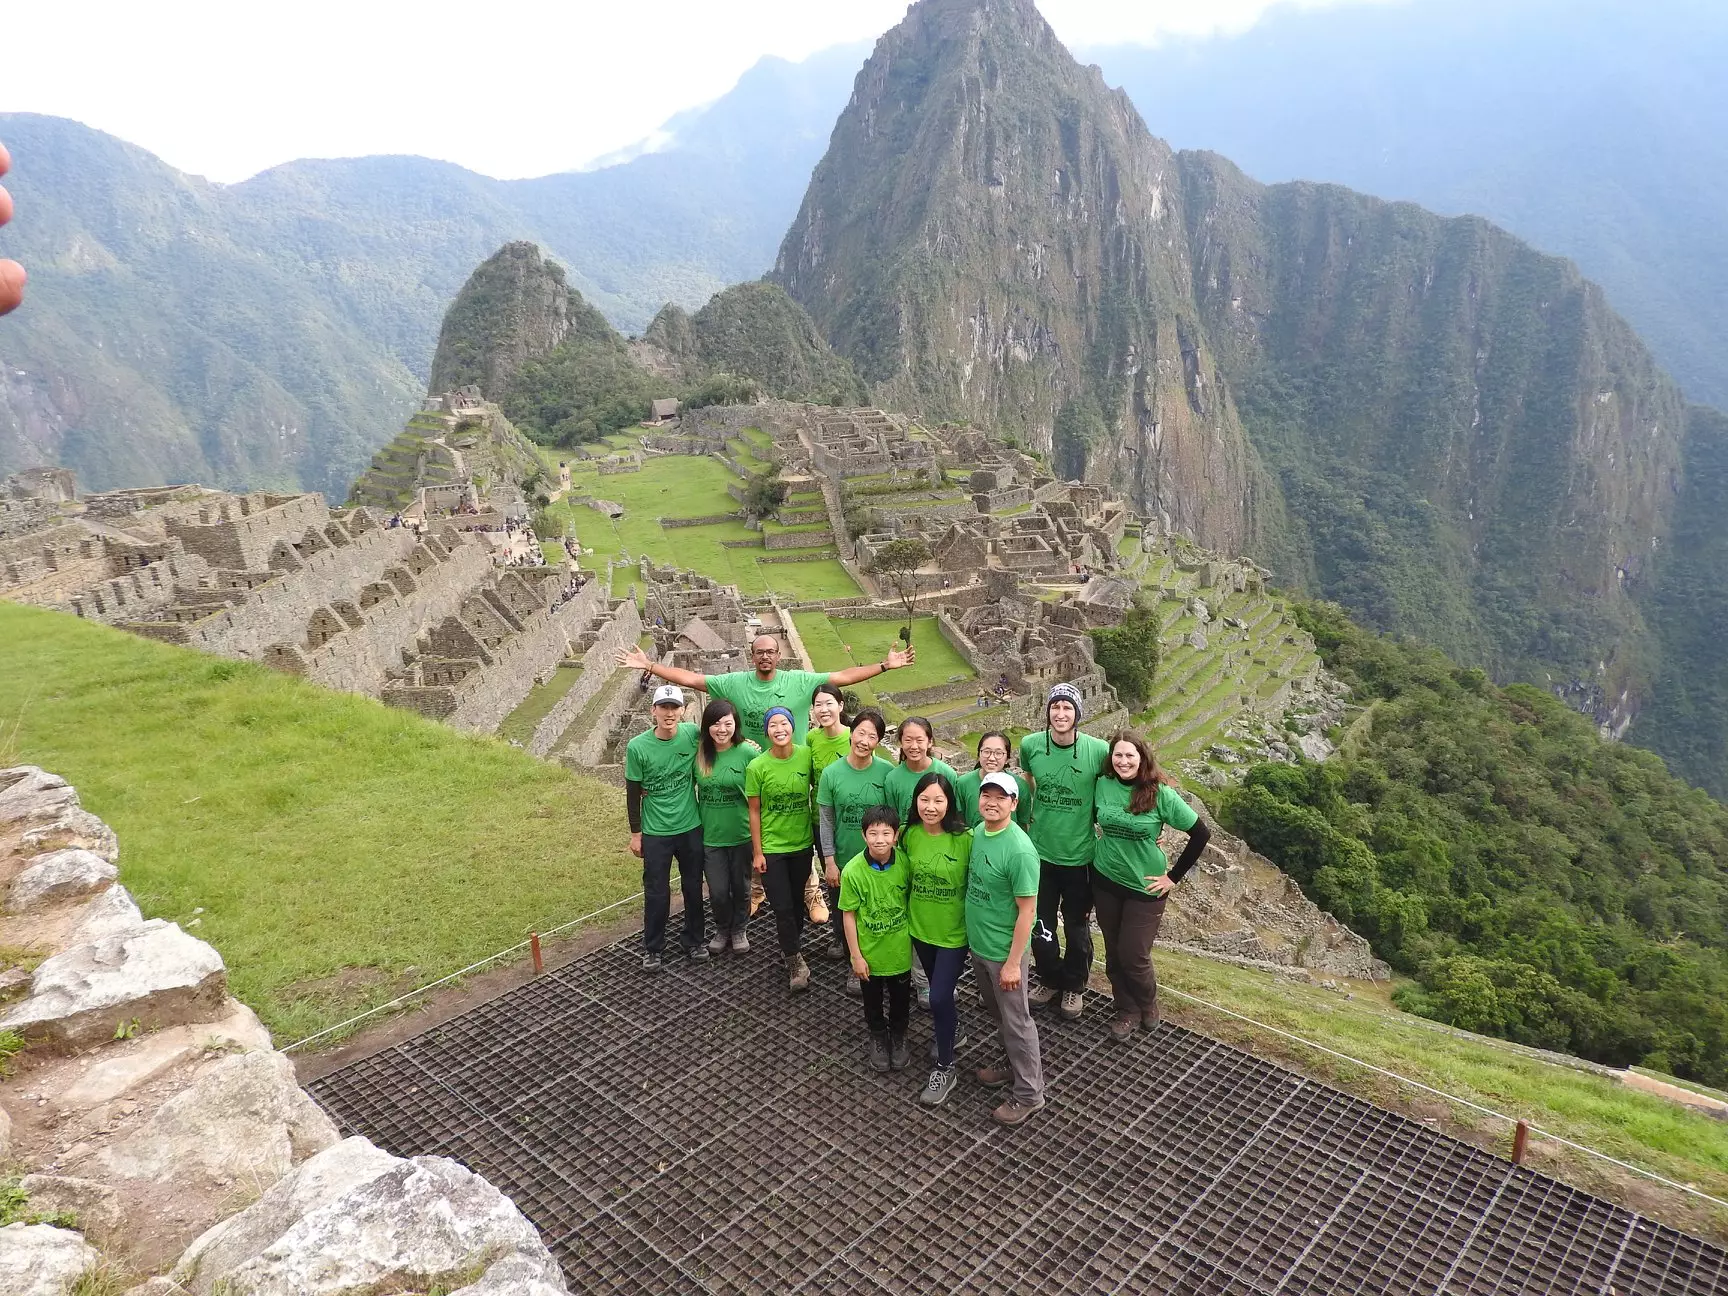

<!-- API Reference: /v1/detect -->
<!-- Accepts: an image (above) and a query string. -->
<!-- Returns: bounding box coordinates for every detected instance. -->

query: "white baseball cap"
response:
[978,772,1019,797]
[652,684,685,707]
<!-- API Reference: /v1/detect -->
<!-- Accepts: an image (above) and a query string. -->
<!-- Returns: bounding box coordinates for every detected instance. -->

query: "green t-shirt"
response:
[965,821,1041,962]
[817,755,894,865]
[704,669,830,743]
[744,745,815,854]
[904,828,973,949]
[955,768,1034,831]
[839,848,912,975]
[624,722,700,837]
[693,740,761,847]
[1020,729,1111,866]
[807,727,851,780]
[1092,777,1200,895]
[884,758,959,826]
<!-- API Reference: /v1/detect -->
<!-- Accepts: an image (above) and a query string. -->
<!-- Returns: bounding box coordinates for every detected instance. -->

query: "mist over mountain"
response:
[1082,0,1728,410]
[0,45,862,496]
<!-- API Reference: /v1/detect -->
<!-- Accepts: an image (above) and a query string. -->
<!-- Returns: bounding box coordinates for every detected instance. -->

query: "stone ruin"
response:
[0,472,620,746]
[0,765,567,1290]
[808,408,937,481]
[638,559,752,676]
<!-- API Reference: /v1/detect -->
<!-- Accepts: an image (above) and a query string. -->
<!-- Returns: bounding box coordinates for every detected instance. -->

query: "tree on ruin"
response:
[870,537,932,642]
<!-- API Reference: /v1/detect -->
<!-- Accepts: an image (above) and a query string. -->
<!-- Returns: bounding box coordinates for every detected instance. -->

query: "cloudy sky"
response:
[1,0,1383,183]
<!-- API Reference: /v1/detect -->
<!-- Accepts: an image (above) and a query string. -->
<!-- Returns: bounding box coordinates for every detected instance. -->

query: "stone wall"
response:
[164,494,327,571]
[528,595,642,757]
[763,527,835,551]
[265,538,494,696]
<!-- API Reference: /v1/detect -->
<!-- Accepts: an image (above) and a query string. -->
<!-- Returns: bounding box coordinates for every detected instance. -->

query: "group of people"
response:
[613,637,1210,1126]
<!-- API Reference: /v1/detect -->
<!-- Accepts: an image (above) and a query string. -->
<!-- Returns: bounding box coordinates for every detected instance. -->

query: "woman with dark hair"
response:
[884,716,958,825]
[901,770,972,1106]
[1092,730,1211,1040]
[955,731,1032,831]
[801,681,851,926]
[817,707,893,992]
[693,698,761,955]
[746,707,817,993]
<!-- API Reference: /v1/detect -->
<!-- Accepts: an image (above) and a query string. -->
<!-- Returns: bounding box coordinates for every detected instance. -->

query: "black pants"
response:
[1031,862,1094,993]
[1093,875,1168,1024]
[643,827,705,955]
[861,970,912,1036]
[704,842,752,934]
[760,847,814,955]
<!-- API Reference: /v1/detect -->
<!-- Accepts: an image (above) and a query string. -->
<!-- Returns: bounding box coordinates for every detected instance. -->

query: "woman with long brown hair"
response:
[1091,731,1211,1041]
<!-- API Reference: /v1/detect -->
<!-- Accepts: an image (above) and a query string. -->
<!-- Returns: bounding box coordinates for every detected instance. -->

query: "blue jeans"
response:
[914,940,968,1066]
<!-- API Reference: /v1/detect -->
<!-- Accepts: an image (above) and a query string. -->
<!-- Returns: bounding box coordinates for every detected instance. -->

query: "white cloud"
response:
[0,0,1381,183]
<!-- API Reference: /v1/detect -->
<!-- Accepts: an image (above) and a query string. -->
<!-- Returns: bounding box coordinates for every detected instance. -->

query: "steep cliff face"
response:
[771,0,1265,555]
[1179,154,1687,715]
[774,0,1703,754]
[427,242,584,399]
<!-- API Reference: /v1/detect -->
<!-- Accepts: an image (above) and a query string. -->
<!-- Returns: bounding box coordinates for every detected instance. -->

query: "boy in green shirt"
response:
[840,805,914,1073]
[624,685,706,972]
[1019,682,1110,1021]
[965,773,1044,1126]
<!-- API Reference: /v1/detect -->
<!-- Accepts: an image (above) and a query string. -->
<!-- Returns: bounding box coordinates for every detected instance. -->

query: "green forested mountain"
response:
[0,49,862,496]
[426,246,861,448]
[772,0,1728,794]
[1221,602,1728,1085]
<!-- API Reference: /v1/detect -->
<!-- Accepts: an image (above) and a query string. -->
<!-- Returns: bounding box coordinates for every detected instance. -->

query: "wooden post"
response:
[1512,1119,1529,1165]
[530,931,544,976]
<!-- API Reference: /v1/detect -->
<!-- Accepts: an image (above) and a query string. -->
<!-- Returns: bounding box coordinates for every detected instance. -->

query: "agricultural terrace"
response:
[537,447,860,601]
[0,602,636,1043]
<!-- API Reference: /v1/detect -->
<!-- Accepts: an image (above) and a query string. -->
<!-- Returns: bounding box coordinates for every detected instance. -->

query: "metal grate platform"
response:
[308,916,1728,1294]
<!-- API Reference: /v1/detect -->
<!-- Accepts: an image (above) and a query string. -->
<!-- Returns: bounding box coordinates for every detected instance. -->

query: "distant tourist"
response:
[623,686,707,973]
[901,771,972,1106]
[693,698,761,956]
[1021,683,1110,1022]
[745,707,817,993]
[965,773,1043,1125]
[1092,732,1210,1040]
[956,732,1032,832]
[839,806,914,1074]
[816,707,894,995]
[615,633,915,743]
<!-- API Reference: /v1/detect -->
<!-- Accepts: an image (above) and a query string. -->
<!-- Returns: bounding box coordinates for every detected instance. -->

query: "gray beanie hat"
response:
[1046,681,1084,723]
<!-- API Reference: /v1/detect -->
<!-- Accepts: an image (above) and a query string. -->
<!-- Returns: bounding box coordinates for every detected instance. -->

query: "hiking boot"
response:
[823,934,850,961]
[687,942,710,964]
[730,929,751,954]
[1059,991,1085,1020]
[889,1032,909,1071]
[992,1096,1045,1127]
[919,1064,958,1106]
[1028,984,1058,1009]
[845,972,862,998]
[641,952,663,973]
[916,983,932,1012]
[1142,1007,1160,1031]
[869,1031,892,1073]
[975,1064,1011,1089]
[804,874,829,924]
[1108,1014,1138,1043]
[787,953,811,994]
[749,880,765,917]
[707,929,728,956]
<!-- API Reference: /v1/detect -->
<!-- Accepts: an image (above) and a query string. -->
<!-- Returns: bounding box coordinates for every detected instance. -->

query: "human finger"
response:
[0,182,12,228]
[0,261,24,316]
[0,141,10,180]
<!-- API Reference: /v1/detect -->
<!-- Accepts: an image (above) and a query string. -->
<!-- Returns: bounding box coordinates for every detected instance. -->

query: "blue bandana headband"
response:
[764,706,795,734]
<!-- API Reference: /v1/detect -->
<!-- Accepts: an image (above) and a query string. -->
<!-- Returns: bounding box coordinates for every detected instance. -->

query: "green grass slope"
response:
[0,603,633,1042]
